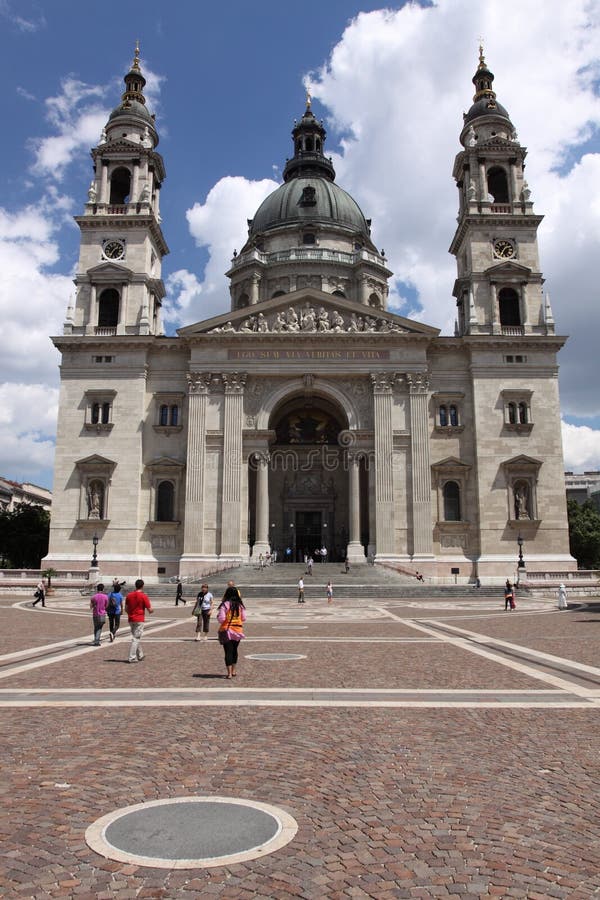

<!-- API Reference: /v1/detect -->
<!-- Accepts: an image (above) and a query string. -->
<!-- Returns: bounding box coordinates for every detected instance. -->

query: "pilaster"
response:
[221,372,247,556]
[371,373,396,557]
[406,373,433,558]
[182,373,212,557]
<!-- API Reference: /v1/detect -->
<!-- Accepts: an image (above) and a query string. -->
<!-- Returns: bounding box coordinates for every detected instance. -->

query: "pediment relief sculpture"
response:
[209,304,408,335]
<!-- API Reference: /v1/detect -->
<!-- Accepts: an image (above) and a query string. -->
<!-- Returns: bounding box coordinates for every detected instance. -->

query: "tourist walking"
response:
[307,556,313,576]
[90,583,108,646]
[32,578,46,608]
[344,557,350,574]
[193,583,214,640]
[175,579,186,605]
[298,577,305,603]
[557,583,568,610]
[326,580,333,604]
[125,578,154,663]
[504,580,515,610]
[217,584,246,679]
[106,583,124,642]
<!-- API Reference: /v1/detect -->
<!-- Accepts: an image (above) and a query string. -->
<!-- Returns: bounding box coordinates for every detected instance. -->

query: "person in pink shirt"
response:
[90,583,108,646]
[125,579,154,663]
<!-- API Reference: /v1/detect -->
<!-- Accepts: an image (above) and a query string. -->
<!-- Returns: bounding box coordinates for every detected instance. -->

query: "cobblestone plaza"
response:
[1,568,599,897]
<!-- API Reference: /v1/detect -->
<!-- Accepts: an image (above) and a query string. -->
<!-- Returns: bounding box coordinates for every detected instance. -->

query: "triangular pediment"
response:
[431,456,471,473]
[87,261,134,280]
[75,454,115,467]
[178,288,439,338]
[484,260,531,278]
[501,454,542,471]
[145,456,185,472]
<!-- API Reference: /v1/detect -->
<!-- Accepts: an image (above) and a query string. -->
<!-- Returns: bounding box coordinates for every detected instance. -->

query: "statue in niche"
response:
[467,180,477,202]
[466,125,477,147]
[87,482,103,519]
[139,183,150,203]
[87,182,97,203]
[514,484,530,520]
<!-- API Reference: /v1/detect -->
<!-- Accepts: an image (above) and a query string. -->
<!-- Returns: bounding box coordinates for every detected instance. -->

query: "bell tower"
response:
[65,44,169,337]
[449,48,555,337]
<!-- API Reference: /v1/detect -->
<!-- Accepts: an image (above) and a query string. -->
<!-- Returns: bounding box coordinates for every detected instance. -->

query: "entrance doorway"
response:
[296,511,321,559]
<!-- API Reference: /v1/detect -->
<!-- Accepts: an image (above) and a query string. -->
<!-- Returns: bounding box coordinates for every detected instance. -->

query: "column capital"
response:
[187,372,213,394]
[222,372,248,394]
[370,372,395,393]
[405,372,429,394]
[250,450,270,468]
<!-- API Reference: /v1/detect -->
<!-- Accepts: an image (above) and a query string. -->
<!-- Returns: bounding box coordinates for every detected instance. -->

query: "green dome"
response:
[250,176,369,236]
[109,99,154,125]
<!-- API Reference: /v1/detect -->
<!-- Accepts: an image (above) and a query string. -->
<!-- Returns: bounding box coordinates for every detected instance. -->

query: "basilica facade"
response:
[44,47,576,581]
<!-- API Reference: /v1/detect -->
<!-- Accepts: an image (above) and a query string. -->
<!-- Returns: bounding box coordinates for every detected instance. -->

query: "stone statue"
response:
[272,311,286,332]
[139,184,150,203]
[317,308,330,332]
[240,317,255,333]
[363,316,377,332]
[467,180,477,202]
[87,182,97,203]
[301,306,316,332]
[99,128,107,145]
[286,308,299,332]
[88,484,102,519]
[348,313,361,333]
[257,312,269,333]
[515,485,530,520]
[331,311,344,332]
[466,125,477,147]
[521,181,532,202]
[221,321,235,333]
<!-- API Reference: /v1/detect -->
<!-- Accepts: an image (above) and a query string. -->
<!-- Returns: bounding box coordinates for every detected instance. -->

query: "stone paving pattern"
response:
[1,583,599,897]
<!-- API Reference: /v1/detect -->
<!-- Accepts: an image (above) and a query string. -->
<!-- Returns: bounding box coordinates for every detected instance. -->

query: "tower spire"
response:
[121,40,147,108]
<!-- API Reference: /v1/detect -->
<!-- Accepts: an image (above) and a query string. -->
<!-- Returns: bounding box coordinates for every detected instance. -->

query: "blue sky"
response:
[1,0,600,489]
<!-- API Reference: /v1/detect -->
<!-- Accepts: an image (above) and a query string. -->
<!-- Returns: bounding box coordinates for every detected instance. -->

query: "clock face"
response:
[493,239,515,259]
[103,239,125,260]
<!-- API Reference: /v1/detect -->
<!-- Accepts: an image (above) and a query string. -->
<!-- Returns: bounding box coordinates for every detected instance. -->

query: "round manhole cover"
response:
[246,653,306,661]
[85,796,297,869]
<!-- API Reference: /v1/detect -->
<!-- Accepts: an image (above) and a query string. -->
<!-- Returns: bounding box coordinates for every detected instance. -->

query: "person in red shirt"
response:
[125,578,154,663]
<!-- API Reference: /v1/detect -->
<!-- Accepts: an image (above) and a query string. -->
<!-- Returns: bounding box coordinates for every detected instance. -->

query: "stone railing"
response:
[230,246,385,270]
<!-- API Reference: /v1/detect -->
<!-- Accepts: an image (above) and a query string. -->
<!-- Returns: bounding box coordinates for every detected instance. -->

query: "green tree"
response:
[567,499,600,569]
[0,503,50,569]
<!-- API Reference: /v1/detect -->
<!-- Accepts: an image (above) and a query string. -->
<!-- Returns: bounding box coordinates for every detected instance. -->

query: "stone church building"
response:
[44,47,575,580]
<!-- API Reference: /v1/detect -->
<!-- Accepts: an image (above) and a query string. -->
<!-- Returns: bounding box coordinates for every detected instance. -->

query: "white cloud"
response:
[0,384,59,482]
[562,420,600,471]
[183,175,277,321]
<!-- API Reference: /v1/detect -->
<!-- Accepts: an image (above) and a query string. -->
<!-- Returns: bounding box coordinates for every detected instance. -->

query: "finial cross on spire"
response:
[305,87,312,110]
[133,40,141,71]
[478,38,486,68]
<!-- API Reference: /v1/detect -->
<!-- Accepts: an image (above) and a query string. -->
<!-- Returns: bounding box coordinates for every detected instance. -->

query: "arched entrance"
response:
[248,393,368,562]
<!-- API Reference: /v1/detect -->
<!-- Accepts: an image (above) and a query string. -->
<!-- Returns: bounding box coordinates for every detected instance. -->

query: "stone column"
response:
[100,162,109,204]
[182,373,212,561]
[249,274,260,305]
[406,373,433,558]
[86,285,97,334]
[371,373,396,557]
[521,282,529,330]
[131,163,140,203]
[490,282,500,334]
[346,451,365,562]
[253,450,271,557]
[220,372,247,557]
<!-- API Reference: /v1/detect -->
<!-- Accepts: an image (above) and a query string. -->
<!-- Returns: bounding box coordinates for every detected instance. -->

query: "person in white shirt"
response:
[298,577,305,603]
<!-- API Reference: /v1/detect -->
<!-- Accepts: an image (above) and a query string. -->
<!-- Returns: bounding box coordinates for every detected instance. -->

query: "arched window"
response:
[156,481,175,521]
[315,138,321,152]
[272,290,286,298]
[332,290,346,298]
[518,402,528,424]
[159,404,169,426]
[98,289,119,328]
[439,405,448,427]
[498,288,521,326]
[109,167,131,204]
[170,405,179,427]
[91,403,100,425]
[305,137,314,152]
[508,402,518,424]
[487,167,509,203]
[449,405,458,426]
[101,402,110,425]
[369,293,381,308]
[302,233,316,245]
[443,481,461,521]
[238,293,249,308]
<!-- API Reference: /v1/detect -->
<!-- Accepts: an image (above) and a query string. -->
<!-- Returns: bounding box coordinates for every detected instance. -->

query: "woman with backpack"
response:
[217,583,246,679]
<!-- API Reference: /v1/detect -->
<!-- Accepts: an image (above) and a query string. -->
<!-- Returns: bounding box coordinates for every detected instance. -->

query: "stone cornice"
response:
[75,214,169,256]
[449,213,544,255]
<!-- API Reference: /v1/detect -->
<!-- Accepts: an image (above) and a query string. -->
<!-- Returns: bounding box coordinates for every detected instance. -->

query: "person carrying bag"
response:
[217,584,246,679]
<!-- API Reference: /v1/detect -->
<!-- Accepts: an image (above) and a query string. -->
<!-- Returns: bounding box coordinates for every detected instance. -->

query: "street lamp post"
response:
[517,533,525,571]
[91,532,99,569]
